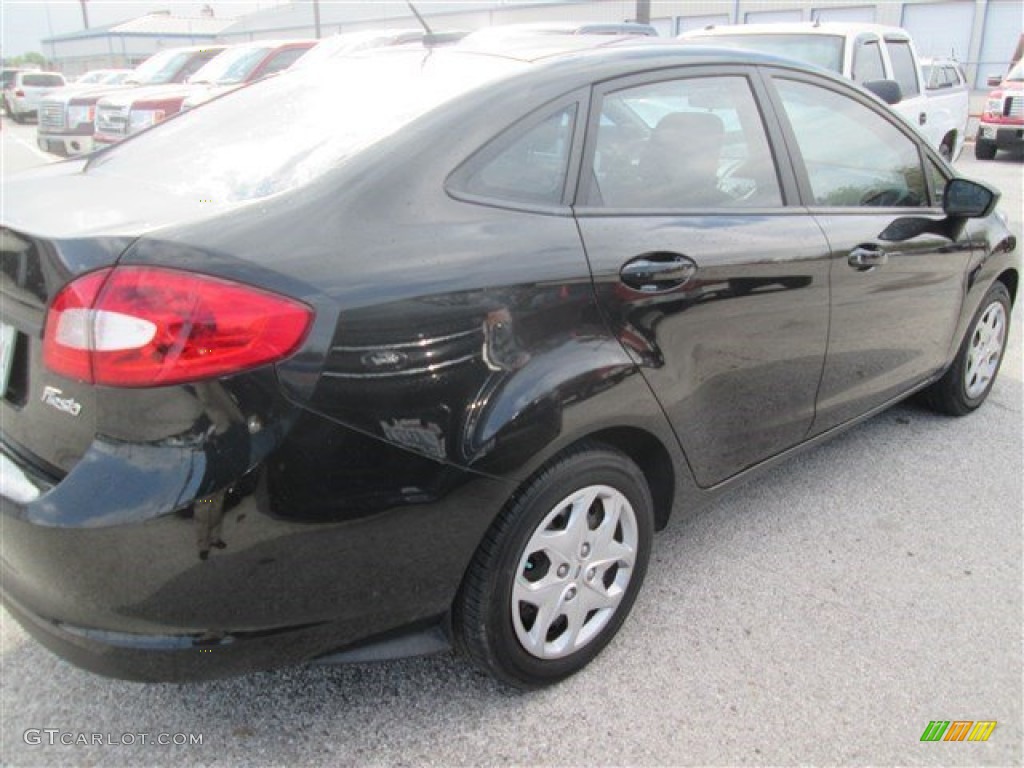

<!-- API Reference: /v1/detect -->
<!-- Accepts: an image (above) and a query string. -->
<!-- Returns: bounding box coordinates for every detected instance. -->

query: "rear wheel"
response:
[922,282,1011,416]
[454,444,653,688]
[974,138,997,160]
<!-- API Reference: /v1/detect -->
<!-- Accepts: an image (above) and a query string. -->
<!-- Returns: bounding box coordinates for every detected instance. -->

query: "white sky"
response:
[1,1,286,57]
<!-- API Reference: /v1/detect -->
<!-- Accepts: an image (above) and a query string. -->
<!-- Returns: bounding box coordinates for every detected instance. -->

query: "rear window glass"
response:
[86,51,526,204]
[22,74,64,87]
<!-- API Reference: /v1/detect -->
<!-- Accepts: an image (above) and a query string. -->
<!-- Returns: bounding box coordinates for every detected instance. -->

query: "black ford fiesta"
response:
[1,38,1018,688]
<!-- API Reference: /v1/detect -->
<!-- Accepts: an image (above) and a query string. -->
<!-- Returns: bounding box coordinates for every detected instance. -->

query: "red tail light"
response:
[14,89,24,97]
[44,267,314,387]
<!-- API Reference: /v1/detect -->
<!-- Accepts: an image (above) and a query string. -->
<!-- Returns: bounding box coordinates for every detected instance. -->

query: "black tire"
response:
[974,139,997,160]
[10,109,22,125]
[939,137,954,162]
[454,443,654,689]
[922,282,1011,416]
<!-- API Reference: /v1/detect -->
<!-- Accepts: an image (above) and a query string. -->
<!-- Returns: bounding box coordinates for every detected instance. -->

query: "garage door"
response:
[976,1,1024,87]
[676,14,730,35]
[744,10,803,24]
[812,6,876,23]
[901,2,974,60]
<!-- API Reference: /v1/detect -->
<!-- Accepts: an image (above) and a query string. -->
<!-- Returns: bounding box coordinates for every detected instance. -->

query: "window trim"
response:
[759,68,944,212]
[573,65,796,216]
[445,88,589,215]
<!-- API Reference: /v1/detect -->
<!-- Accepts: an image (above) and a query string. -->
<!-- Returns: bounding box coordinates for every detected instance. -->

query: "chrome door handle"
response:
[848,246,888,271]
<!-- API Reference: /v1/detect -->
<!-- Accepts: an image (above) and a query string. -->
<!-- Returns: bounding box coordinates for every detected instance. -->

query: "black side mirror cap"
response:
[944,178,1000,219]
[986,74,1003,87]
[862,79,903,105]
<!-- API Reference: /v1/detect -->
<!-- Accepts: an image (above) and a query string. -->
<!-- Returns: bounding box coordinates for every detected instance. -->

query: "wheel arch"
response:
[997,268,1019,306]
[582,426,676,531]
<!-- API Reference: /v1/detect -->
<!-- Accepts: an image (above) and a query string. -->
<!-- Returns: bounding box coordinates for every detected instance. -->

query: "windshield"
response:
[689,33,844,72]
[1006,61,1024,82]
[87,51,527,204]
[190,46,271,85]
[127,50,194,85]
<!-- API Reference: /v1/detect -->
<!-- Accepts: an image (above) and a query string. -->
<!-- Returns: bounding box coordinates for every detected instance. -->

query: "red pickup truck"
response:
[976,60,1024,159]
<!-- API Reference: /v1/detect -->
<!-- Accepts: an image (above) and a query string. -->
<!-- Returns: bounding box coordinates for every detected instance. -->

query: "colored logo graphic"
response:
[920,721,997,742]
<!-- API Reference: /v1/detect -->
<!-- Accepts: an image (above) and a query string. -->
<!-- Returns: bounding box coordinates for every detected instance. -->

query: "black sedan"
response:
[0,39,1018,688]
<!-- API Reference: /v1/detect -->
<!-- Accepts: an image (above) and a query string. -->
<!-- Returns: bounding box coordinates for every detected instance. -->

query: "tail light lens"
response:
[44,267,313,387]
[14,89,24,97]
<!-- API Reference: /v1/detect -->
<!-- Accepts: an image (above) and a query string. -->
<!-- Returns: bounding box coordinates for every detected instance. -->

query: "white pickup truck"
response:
[680,22,970,161]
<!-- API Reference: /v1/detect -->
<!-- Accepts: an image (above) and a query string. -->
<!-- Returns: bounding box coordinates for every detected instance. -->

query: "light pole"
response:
[312,0,321,39]
[80,0,89,29]
[635,0,650,24]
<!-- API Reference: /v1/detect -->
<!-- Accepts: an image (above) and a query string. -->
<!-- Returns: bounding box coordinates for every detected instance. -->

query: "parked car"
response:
[463,21,658,46]
[1,67,32,110]
[36,45,224,156]
[975,59,1024,160]
[3,70,65,123]
[680,23,970,160]
[91,41,314,146]
[1,40,1018,688]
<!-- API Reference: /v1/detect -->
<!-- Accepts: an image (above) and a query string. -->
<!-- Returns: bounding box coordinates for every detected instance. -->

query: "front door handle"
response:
[620,253,697,292]
[919,112,927,125]
[848,245,888,271]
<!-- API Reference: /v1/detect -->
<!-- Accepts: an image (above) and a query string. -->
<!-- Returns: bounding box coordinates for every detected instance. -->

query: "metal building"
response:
[41,12,233,77]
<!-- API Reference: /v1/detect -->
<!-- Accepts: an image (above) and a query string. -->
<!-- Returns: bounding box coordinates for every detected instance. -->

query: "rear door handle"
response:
[848,245,888,271]
[620,253,697,292]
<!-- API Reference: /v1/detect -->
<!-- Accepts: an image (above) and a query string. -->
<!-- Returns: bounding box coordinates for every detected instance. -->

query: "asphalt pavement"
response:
[1,116,1021,766]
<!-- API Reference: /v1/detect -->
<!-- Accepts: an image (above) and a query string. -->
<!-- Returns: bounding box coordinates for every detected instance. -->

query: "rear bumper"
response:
[1,396,513,682]
[977,123,1024,149]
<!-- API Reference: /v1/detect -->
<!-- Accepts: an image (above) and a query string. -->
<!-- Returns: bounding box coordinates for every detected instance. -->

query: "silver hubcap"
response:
[965,301,1006,399]
[512,485,637,660]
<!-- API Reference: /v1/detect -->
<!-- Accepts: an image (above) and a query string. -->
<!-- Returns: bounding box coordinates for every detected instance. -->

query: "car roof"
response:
[454,31,664,61]
[681,21,912,40]
[464,21,657,38]
[226,38,316,51]
[339,39,839,85]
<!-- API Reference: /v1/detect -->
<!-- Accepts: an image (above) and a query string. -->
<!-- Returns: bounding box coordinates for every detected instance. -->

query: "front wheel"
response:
[922,282,1011,416]
[454,444,654,688]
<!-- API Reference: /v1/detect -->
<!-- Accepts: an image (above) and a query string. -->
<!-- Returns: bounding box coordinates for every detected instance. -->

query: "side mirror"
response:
[944,178,999,218]
[863,79,902,105]
[986,74,1003,87]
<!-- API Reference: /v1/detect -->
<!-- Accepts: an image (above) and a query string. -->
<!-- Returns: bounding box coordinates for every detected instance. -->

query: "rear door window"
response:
[586,75,782,208]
